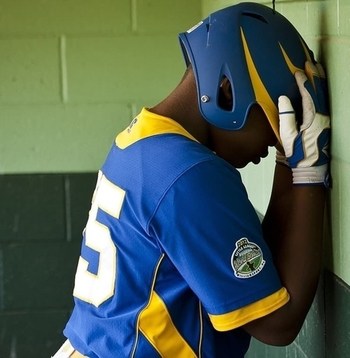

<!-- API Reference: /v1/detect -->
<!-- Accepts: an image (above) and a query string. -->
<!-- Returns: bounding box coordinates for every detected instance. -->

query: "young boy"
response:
[53,3,330,357]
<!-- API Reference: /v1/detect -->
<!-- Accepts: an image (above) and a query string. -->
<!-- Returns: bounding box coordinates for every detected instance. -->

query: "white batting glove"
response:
[278,61,331,186]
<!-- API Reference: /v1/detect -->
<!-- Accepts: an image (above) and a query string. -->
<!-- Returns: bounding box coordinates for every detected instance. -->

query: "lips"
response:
[252,150,269,164]
[252,157,261,164]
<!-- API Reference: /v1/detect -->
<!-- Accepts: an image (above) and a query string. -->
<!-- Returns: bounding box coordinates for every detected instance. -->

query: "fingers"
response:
[315,63,326,78]
[295,71,315,129]
[305,61,319,82]
[295,71,310,100]
[277,61,330,174]
[304,61,329,115]
[278,95,294,115]
[278,95,298,158]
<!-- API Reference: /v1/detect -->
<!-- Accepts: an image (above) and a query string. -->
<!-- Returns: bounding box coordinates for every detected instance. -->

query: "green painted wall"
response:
[0,0,201,173]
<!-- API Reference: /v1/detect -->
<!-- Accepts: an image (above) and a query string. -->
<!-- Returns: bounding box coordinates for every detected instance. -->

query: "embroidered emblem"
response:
[231,238,265,278]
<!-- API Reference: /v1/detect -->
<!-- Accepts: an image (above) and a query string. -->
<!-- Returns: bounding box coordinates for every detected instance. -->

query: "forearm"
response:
[244,163,326,345]
[262,163,293,254]
[269,164,325,311]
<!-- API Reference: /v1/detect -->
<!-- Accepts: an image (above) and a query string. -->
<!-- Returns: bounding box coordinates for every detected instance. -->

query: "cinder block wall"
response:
[0,1,201,357]
[0,173,97,356]
[0,0,200,174]
[202,1,350,357]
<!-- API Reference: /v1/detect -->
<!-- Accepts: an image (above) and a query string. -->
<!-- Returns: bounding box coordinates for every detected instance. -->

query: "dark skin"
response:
[150,68,325,346]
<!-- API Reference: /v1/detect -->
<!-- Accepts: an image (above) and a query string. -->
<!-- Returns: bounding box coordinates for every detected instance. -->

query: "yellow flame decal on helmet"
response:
[279,39,318,89]
[279,43,304,75]
[300,38,313,63]
[279,40,316,90]
[240,28,280,142]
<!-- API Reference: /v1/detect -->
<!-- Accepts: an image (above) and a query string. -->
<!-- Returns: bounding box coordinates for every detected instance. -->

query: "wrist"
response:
[276,150,289,167]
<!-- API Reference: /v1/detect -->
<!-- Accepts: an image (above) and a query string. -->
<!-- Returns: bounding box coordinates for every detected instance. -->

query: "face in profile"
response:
[208,105,277,168]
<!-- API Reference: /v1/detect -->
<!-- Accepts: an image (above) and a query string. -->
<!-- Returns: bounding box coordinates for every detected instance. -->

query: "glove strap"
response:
[292,164,330,187]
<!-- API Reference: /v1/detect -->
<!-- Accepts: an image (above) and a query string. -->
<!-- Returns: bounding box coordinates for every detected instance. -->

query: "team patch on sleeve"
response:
[231,238,265,279]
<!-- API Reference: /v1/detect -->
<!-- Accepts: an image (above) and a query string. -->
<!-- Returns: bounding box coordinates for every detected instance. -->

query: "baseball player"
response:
[53,3,330,357]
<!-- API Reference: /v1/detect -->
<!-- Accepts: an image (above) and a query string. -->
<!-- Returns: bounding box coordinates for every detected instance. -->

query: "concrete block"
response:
[66,173,98,242]
[325,271,350,357]
[339,0,350,35]
[134,0,201,34]
[65,35,184,104]
[306,0,338,37]
[320,37,350,161]
[0,175,65,241]
[0,310,70,358]
[280,2,308,36]
[338,162,350,280]
[0,38,60,104]
[0,0,131,35]
[0,103,132,173]
[1,242,80,310]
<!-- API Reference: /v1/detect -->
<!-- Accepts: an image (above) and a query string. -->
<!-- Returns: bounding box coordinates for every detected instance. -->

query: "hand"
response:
[278,61,330,186]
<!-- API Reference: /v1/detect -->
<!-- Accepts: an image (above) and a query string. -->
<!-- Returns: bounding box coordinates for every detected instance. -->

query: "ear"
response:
[219,77,233,110]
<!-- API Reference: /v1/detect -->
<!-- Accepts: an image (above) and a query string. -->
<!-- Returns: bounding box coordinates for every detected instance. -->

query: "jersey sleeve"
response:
[149,158,289,331]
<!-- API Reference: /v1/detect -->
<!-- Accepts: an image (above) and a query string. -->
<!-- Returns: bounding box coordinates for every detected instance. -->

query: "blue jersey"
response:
[64,108,289,357]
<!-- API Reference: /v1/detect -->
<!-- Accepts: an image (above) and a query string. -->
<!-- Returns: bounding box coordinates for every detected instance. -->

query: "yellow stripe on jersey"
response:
[138,290,197,357]
[116,108,198,149]
[209,287,289,332]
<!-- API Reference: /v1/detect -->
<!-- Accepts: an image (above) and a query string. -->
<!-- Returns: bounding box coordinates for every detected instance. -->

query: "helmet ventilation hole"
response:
[242,12,268,24]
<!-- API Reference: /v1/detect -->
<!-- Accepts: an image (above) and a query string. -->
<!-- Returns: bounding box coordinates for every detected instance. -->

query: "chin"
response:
[221,155,249,169]
[230,160,248,169]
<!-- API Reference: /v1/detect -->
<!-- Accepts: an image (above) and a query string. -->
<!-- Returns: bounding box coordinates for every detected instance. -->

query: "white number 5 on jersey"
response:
[73,171,125,307]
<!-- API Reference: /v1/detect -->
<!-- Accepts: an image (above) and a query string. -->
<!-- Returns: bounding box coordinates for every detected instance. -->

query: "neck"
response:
[149,71,210,145]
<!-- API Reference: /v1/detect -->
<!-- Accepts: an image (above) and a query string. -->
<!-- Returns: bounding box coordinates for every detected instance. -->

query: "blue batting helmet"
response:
[178,2,315,142]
